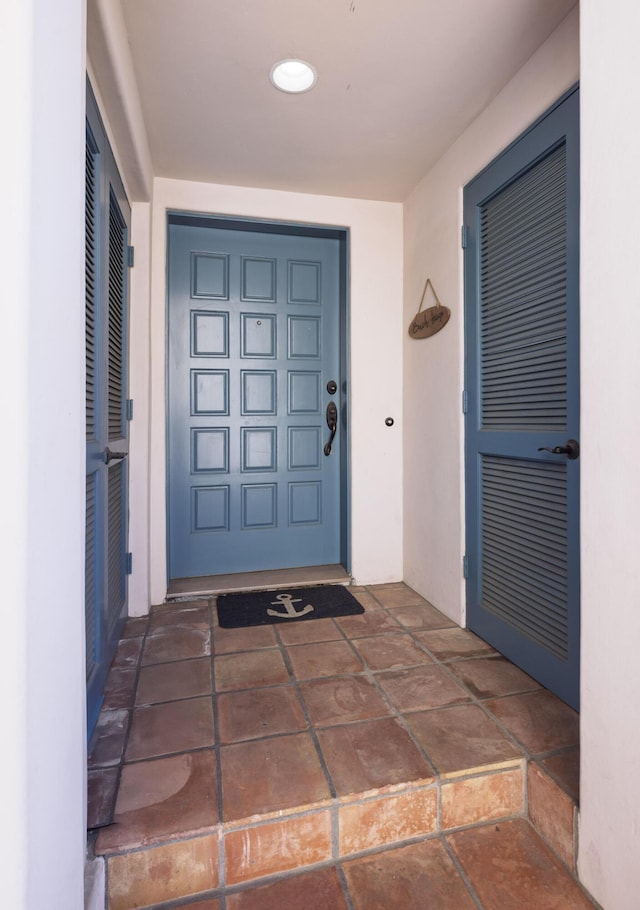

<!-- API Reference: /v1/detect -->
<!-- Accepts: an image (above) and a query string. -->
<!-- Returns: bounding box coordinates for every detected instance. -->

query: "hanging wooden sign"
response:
[408,278,450,339]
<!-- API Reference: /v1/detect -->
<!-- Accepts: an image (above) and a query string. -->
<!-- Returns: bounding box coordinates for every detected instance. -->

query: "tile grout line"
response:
[441,834,487,910]
[208,595,227,895]
[335,862,357,910]
[335,590,464,784]
[271,620,339,805]
[338,641,444,787]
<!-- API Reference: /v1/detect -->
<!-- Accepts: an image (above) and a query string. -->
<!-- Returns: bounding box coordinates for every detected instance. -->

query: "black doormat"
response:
[216,585,364,629]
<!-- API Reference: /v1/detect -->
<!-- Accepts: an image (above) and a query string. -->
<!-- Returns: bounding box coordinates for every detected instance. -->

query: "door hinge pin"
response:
[463,555,469,579]
[462,389,469,414]
[461,225,469,249]
[126,552,133,575]
[127,245,135,268]
[126,398,134,421]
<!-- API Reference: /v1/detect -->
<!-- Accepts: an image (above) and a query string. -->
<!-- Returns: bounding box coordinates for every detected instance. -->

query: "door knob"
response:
[537,439,580,460]
[324,401,338,456]
[104,447,128,464]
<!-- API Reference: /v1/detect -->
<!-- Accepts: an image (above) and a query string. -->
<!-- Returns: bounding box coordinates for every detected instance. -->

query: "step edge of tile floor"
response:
[103,814,595,910]
[95,762,528,857]
[101,762,533,907]
[95,780,440,858]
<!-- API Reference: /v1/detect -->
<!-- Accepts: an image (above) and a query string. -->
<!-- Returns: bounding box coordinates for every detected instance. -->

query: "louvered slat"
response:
[481,229,566,290]
[480,143,567,429]
[482,290,566,331]
[481,164,565,235]
[481,456,568,659]
[85,473,98,677]
[106,461,125,633]
[107,189,126,441]
[85,128,99,440]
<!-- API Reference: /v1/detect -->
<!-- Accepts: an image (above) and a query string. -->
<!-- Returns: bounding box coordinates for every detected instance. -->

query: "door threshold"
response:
[166,564,351,600]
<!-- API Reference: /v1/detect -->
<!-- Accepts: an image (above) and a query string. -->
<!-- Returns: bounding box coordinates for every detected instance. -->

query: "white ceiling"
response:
[118,0,577,202]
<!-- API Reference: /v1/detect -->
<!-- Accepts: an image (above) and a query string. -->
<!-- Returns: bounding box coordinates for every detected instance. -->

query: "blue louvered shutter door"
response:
[480,145,569,659]
[464,88,580,709]
[105,189,128,638]
[85,123,101,690]
[85,81,131,738]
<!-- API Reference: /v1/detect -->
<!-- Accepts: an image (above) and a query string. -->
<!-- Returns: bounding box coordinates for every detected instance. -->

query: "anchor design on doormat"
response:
[267,592,315,619]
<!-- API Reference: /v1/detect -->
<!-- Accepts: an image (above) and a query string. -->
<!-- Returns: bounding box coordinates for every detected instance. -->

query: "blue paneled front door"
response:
[463,88,580,709]
[167,217,346,579]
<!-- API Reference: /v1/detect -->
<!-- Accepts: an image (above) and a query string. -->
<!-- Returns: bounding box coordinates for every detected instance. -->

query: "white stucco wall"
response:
[578,2,640,908]
[0,1,87,908]
[148,179,404,604]
[402,8,579,623]
[1,7,32,903]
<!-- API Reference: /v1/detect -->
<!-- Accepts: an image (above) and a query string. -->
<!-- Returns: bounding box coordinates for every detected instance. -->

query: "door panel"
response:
[85,84,131,736]
[464,88,579,709]
[168,219,344,579]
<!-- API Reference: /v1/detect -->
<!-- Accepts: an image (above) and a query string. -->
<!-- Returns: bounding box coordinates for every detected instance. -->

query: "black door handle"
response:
[324,401,338,456]
[104,447,128,464]
[537,439,580,460]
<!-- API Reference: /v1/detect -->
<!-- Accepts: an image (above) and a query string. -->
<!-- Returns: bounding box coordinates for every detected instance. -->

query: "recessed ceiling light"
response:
[270,59,317,94]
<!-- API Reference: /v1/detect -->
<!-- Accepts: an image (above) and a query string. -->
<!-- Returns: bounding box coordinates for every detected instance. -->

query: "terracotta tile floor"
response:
[88,582,593,910]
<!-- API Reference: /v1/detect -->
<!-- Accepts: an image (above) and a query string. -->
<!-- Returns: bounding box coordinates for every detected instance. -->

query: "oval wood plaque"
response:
[408,304,451,339]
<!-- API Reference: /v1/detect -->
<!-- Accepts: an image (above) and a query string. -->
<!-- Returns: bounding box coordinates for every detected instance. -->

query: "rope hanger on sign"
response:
[408,278,451,339]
